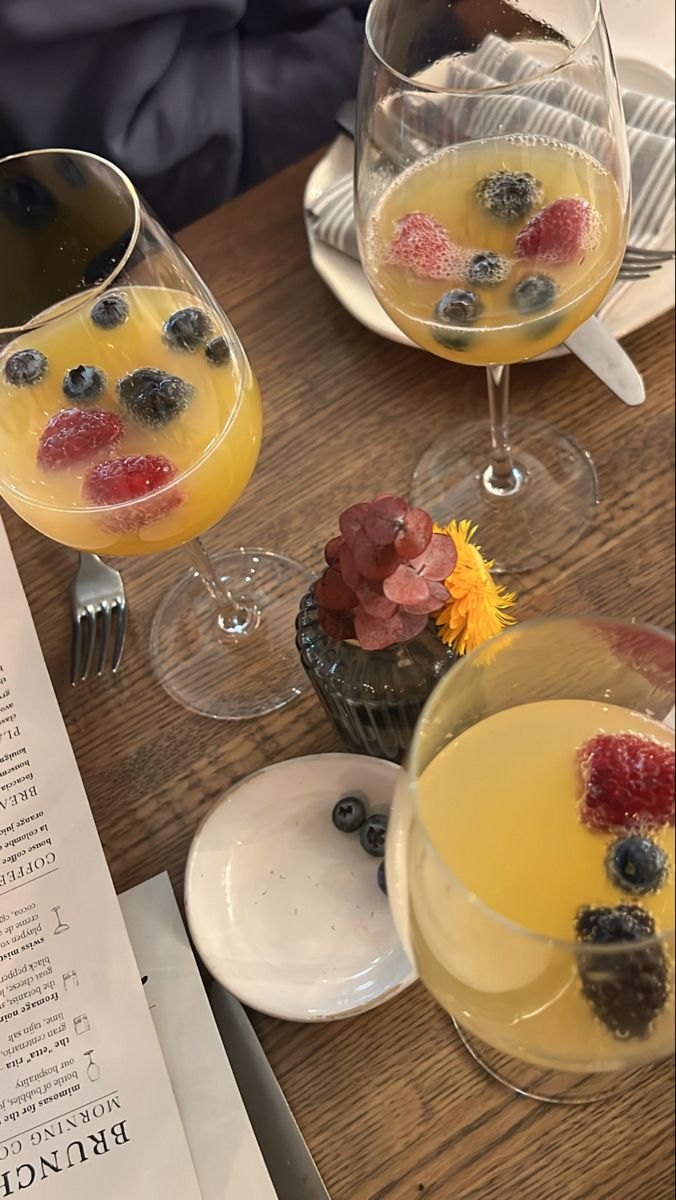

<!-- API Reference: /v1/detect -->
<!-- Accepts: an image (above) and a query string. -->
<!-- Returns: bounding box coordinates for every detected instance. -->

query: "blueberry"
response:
[163,307,214,352]
[377,861,387,895]
[434,289,484,326]
[606,836,668,896]
[475,170,543,222]
[91,293,129,330]
[432,329,473,352]
[0,176,56,229]
[466,251,509,288]
[360,813,388,858]
[3,349,48,388]
[522,314,561,343]
[205,336,231,367]
[117,367,194,428]
[511,273,559,314]
[575,904,668,1039]
[62,364,106,404]
[332,795,367,833]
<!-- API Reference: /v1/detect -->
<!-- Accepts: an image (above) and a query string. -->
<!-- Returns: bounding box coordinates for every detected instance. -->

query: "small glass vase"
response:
[296,588,456,763]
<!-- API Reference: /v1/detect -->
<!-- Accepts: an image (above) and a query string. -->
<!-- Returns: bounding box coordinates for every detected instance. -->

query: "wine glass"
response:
[386,616,675,1103]
[0,149,311,719]
[355,0,631,572]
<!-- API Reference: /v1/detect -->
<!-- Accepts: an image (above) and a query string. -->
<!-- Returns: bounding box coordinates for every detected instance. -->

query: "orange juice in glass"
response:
[0,149,309,719]
[367,135,625,367]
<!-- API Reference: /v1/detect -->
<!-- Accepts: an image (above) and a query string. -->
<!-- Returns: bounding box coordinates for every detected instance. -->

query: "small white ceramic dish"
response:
[303,57,675,362]
[185,753,417,1022]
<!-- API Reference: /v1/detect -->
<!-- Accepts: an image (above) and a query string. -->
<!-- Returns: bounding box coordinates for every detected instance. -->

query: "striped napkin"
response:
[308,34,675,260]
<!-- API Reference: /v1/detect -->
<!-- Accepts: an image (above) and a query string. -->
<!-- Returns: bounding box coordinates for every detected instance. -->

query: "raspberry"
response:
[575,905,669,1040]
[387,213,463,280]
[83,455,183,532]
[37,408,123,471]
[515,197,601,264]
[577,732,675,832]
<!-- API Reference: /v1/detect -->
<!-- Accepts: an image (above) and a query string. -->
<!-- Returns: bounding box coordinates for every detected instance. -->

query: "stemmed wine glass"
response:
[387,616,675,1103]
[355,0,631,572]
[0,149,311,719]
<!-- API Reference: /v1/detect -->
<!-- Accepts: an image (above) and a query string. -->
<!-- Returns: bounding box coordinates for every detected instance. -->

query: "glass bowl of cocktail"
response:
[386,617,674,1103]
[0,150,311,719]
[355,0,631,572]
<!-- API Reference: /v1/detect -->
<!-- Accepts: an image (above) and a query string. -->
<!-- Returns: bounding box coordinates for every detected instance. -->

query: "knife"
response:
[563,316,645,406]
[209,984,332,1200]
[334,102,645,406]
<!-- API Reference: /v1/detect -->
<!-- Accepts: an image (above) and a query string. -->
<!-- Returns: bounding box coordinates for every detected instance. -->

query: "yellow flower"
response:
[433,520,516,655]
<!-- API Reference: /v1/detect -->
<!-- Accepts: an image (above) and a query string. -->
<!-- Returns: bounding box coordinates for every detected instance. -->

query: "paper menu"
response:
[0,517,202,1198]
[120,874,278,1200]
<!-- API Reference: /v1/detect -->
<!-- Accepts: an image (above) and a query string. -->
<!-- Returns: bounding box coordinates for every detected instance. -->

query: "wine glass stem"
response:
[184,537,259,638]
[483,364,523,496]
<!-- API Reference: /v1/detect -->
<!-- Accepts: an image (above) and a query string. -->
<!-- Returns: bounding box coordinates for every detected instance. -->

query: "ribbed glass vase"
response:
[296,587,456,763]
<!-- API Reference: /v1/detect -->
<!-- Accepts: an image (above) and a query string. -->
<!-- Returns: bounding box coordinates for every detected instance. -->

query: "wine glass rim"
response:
[365,0,603,97]
[0,147,142,338]
[409,614,675,951]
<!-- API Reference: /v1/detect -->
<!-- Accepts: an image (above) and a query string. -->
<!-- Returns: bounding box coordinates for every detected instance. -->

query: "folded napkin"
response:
[308,33,675,260]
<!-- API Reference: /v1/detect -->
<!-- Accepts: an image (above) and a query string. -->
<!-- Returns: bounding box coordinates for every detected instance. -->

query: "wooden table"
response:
[3,154,674,1200]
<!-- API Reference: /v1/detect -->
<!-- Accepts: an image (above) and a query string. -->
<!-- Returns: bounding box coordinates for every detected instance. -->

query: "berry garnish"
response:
[91,292,129,330]
[332,796,367,833]
[4,348,48,388]
[62,364,106,404]
[605,836,668,896]
[205,335,231,366]
[434,289,484,326]
[577,732,675,832]
[511,273,559,314]
[516,197,601,264]
[432,330,473,352]
[37,408,123,471]
[387,213,462,280]
[377,861,387,895]
[83,455,182,532]
[475,170,543,222]
[315,494,456,650]
[576,903,655,944]
[466,251,510,288]
[117,367,194,428]
[360,813,389,858]
[163,307,214,352]
[575,904,669,1040]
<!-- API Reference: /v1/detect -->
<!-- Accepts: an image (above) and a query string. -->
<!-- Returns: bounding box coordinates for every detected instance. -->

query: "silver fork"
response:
[71,553,127,685]
[618,243,675,281]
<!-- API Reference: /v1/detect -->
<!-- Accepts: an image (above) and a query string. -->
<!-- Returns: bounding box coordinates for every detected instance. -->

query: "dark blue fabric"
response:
[0,0,367,228]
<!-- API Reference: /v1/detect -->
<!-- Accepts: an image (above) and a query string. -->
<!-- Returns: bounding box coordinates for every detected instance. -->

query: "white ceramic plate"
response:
[185,753,417,1022]
[303,57,675,361]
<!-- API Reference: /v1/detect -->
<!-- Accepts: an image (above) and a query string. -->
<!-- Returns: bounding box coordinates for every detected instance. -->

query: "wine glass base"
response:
[150,549,314,720]
[411,417,599,573]
[453,1020,663,1105]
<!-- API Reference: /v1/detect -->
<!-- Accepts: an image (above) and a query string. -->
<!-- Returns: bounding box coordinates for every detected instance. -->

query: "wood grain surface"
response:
[2,152,674,1200]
